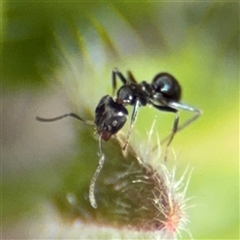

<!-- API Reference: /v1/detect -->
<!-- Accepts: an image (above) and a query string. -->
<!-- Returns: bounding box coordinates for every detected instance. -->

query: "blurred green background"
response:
[2,2,239,239]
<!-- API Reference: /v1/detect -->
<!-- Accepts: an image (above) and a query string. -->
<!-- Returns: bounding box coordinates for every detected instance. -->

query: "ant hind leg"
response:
[163,111,179,162]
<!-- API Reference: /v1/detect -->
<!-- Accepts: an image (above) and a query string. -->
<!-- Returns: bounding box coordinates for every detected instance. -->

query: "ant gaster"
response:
[36,68,202,208]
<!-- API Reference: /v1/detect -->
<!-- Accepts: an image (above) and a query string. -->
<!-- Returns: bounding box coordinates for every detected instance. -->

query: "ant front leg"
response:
[112,68,128,97]
[112,68,138,96]
[123,99,141,151]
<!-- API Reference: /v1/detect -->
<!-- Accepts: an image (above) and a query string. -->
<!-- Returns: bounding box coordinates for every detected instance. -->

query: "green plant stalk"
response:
[52,123,191,239]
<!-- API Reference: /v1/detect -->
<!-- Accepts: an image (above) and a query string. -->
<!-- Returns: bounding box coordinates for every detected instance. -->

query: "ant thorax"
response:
[116,83,150,107]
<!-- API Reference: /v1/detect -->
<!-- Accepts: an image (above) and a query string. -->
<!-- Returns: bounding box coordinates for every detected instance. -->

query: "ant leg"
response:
[36,113,95,125]
[173,108,202,134]
[89,135,105,208]
[164,111,179,161]
[123,99,141,151]
[152,105,179,161]
[127,70,137,83]
[112,68,128,96]
[153,103,202,160]
[161,102,202,143]
[112,68,138,96]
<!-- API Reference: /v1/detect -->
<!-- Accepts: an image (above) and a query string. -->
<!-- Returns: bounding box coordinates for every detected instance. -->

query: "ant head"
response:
[151,73,181,102]
[95,95,128,141]
[116,85,136,105]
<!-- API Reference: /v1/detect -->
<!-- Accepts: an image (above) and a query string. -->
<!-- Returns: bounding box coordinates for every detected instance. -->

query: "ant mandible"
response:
[36,68,202,208]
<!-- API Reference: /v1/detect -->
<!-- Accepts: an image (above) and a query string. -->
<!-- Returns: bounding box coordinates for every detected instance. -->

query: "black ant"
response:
[36,68,202,208]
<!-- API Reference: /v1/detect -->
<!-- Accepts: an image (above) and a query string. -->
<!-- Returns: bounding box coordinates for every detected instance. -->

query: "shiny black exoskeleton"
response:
[100,69,201,151]
[95,95,128,141]
[36,68,202,209]
[93,71,183,148]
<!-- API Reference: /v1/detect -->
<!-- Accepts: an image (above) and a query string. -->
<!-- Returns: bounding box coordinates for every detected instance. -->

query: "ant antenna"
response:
[89,135,105,208]
[36,112,105,208]
[36,113,95,125]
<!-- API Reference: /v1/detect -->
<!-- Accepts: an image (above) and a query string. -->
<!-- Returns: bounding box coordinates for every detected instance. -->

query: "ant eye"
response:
[112,120,118,127]
[107,124,112,131]
[152,73,181,101]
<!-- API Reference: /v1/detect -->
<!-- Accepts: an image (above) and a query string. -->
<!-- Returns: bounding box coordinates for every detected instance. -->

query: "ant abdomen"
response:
[152,73,182,102]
